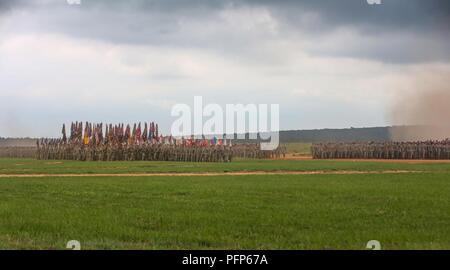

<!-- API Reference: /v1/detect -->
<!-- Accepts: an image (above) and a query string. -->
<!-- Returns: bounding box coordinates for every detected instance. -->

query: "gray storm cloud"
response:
[1,0,449,63]
[0,0,449,137]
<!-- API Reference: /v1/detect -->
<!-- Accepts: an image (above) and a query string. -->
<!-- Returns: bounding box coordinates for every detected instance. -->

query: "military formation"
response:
[312,140,450,160]
[0,147,36,159]
[36,121,283,162]
[231,143,286,159]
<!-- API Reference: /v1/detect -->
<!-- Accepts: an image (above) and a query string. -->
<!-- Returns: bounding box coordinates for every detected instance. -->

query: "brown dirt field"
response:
[278,154,450,164]
[0,170,425,178]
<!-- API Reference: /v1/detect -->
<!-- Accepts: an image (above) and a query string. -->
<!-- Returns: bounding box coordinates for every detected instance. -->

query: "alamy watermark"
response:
[67,0,380,6]
[67,0,81,5]
[366,0,382,5]
[171,96,280,150]
[366,240,382,250]
[66,240,81,250]
[65,239,382,250]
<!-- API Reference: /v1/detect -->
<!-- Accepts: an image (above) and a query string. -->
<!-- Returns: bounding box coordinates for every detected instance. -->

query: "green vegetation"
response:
[1,173,450,249]
[1,158,450,250]
[2,158,450,175]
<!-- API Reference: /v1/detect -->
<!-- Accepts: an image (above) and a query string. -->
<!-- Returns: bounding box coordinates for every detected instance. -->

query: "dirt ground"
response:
[0,170,425,178]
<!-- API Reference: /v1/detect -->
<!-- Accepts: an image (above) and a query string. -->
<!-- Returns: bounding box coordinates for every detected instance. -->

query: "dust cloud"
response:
[389,75,450,141]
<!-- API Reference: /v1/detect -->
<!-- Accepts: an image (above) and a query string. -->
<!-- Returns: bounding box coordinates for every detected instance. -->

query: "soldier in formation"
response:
[37,122,236,162]
[311,140,450,160]
[230,143,286,159]
[36,121,288,162]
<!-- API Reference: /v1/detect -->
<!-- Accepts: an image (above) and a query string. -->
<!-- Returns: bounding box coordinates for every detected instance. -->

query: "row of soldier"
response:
[36,139,286,162]
[230,144,287,159]
[311,140,450,160]
[37,140,233,162]
[0,147,36,159]
[36,122,285,162]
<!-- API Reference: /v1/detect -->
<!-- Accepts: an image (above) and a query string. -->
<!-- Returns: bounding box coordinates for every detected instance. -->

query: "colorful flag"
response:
[62,124,67,143]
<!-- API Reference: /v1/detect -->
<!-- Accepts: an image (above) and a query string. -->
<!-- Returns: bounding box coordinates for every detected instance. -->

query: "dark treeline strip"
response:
[3,125,446,146]
[0,138,37,147]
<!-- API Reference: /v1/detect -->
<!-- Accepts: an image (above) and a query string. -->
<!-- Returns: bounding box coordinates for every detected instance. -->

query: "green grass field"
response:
[1,158,450,250]
[3,158,450,174]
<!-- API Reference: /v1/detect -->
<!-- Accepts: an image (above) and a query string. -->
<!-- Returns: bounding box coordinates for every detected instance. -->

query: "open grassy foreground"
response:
[1,158,450,249]
[3,158,450,174]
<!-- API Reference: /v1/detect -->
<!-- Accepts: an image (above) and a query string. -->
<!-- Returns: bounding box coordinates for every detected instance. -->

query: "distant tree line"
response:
[0,137,38,147]
[237,126,448,143]
[232,127,391,143]
[2,125,448,146]
[279,127,391,143]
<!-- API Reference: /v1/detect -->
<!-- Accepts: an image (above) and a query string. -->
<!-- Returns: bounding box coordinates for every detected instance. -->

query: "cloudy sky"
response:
[0,0,449,137]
